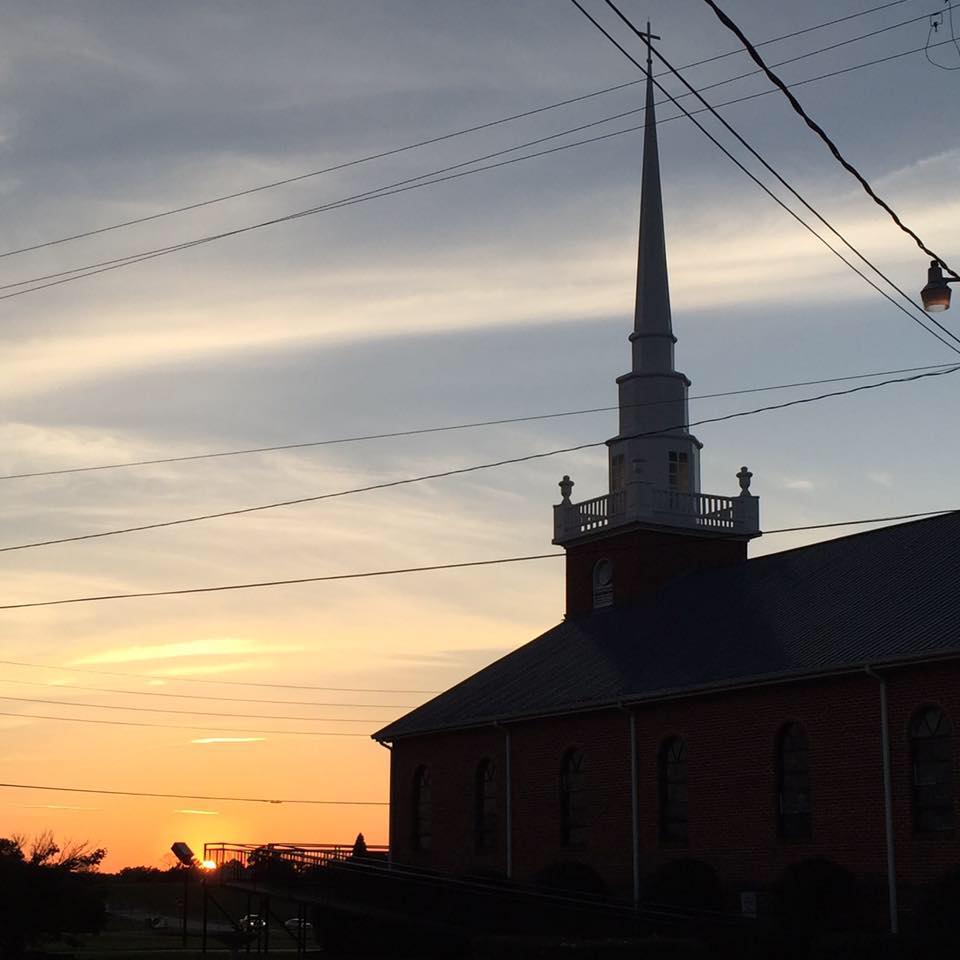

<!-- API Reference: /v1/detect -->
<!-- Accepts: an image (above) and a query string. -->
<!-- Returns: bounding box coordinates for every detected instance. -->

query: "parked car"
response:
[239,915,266,933]
[283,917,313,932]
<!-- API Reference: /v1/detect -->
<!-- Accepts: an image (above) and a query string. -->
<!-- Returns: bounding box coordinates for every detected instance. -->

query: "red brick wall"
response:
[564,527,747,616]
[388,661,960,906]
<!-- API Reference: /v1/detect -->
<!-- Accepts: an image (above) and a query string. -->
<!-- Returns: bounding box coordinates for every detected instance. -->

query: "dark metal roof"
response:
[374,512,960,741]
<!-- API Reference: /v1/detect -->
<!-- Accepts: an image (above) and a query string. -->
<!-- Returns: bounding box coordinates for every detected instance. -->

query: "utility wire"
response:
[2,16,950,294]
[1,22,932,297]
[571,0,960,356]
[0,782,387,805]
[0,677,414,709]
[0,0,911,261]
[602,0,960,352]
[0,659,438,694]
[0,694,391,723]
[3,361,953,482]
[0,509,956,612]
[699,0,960,280]
[3,33,958,303]
[763,509,957,534]
[0,710,371,736]
[0,555,559,610]
[2,365,955,555]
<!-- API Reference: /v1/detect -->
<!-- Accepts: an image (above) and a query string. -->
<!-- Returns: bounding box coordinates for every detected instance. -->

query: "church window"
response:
[413,765,432,851]
[610,453,625,492]
[475,758,497,852]
[668,451,690,492]
[592,559,613,609]
[560,748,586,847]
[777,722,812,840]
[911,706,954,835]
[659,737,688,844]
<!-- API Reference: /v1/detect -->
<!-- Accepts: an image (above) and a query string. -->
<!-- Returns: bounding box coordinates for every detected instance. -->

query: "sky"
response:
[0,0,958,870]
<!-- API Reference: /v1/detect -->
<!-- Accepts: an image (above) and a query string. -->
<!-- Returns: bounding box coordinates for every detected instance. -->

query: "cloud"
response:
[784,479,815,491]
[190,737,266,745]
[74,637,304,665]
[173,808,220,815]
[867,471,895,489]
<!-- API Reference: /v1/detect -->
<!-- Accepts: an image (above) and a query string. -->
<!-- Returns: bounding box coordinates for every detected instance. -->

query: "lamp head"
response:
[170,841,196,867]
[921,260,952,312]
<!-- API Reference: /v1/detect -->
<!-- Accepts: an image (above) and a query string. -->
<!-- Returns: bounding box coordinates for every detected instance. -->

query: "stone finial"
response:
[559,475,574,504]
[737,465,753,496]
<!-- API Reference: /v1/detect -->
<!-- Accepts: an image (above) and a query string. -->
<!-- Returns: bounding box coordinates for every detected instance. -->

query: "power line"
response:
[0,694,391,723]
[2,17,946,295]
[699,0,960,281]
[3,361,954,482]
[602,0,960,353]
[0,554,560,610]
[763,509,957,534]
[0,659,438,695]
[0,676,415,708]
[0,782,387,806]
[3,364,955,555]
[0,710,371,736]
[571,0,960,357]
[0,0,911,261]
[3,33,959,304]
[0,508,956,612]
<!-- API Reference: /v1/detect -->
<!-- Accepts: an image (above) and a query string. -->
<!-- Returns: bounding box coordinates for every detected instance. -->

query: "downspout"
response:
[619,702,640,907]
[629,711,640,908]
[496,723,514,879]
[864,667,898,934]
[377,740,393,869]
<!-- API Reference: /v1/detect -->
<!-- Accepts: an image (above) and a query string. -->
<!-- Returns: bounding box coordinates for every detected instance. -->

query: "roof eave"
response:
[371,646,960,744]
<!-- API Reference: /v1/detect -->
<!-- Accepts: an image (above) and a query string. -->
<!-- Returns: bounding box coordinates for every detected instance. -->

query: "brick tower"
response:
[553,48,760,616]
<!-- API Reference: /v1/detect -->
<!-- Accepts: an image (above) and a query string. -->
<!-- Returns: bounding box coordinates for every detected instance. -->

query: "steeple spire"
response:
[630,24,675,375]
[551,23,760,558]
[604,24,702,502]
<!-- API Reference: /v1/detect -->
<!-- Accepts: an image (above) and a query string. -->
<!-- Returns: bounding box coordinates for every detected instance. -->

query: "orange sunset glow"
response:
[2,0,958,884]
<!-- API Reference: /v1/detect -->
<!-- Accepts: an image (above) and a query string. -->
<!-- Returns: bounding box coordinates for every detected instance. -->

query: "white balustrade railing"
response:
[554,485,758,542]
[651,489,741,529]
[566,491,626,535]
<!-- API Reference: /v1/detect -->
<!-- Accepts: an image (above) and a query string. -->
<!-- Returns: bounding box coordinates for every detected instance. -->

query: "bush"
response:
[471,935,706,959]
[531,861,608,897]
[807,932,906,960]
[916,866,960,934]
[776,859,859,935]
[0,835,107,958]
[643,859,723,911]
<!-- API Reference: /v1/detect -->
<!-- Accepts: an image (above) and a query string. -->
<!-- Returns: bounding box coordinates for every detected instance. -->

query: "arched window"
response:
[659,737,688,844]
[560,748,586,847]
[777,722,811,840]
[475,758,497,852]
[911,706,955,834]
[412,766,432,851]
[592,559,613,609]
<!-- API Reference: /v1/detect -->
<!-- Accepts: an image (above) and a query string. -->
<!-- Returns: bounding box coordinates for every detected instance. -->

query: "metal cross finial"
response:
[640,20,661,71]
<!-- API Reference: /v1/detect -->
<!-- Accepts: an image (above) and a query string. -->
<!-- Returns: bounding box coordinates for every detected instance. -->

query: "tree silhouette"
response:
[0,833,107,958]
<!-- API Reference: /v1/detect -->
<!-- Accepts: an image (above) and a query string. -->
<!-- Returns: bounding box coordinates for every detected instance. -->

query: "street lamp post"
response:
[920,260,959,312]
[170,842,197,949]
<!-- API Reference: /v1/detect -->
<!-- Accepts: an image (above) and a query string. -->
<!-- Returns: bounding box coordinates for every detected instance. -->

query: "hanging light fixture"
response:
[920,260,956,312]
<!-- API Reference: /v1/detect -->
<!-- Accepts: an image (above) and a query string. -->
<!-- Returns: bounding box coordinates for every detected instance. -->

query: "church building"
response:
[372,63,960,931]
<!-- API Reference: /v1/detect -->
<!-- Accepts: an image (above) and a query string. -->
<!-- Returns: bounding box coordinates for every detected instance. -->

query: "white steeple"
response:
[606,40,702,500]
[553,35,759,547]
